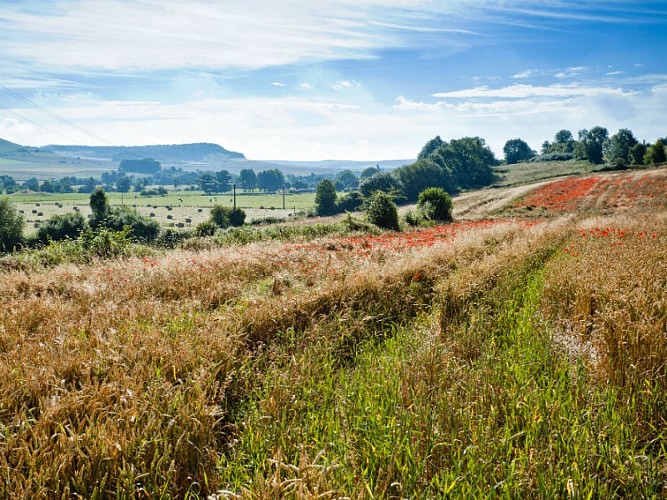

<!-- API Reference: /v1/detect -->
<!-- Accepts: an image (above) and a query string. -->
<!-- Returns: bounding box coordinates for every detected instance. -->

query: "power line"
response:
[0,102,74,143]
[2,86,115,145]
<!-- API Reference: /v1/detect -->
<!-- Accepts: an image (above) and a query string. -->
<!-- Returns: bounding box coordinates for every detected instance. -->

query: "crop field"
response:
[0,166,666,497]
[10,190,317,233]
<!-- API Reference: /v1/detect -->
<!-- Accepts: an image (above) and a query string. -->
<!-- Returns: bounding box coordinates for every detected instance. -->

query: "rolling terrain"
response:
[0,165,665,497]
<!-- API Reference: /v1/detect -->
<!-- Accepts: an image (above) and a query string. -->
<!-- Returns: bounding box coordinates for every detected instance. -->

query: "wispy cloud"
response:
[433,83,631,99]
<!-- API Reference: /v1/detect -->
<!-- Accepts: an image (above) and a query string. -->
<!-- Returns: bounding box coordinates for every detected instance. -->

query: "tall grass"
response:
[0,196,665,496]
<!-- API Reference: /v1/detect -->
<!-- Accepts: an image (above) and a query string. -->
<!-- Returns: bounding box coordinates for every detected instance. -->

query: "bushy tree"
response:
[359,172,402,197]
[336,191,364,212]
[106,206,160,242]
[211,205,246,228]
[417,187,453,221]
[576,127,609,164]
[629,143,648,165]
[37,212,86,242]
[89,187,110,228]
[432,137,496,189]
[256,169,285,192]
[0,197,24,252]
[503,138,535,164]
[359,165,381,179]
[418,136,445,160]
[315,179,338,216]
[395,159,455,202]
[603,128,637,164]
[365,191,399,231]
[644,140,666,165]
[335,170,357,190]
[238,169,256,191]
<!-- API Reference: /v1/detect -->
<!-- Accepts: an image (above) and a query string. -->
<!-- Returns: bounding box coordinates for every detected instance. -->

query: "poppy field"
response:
[0,166,666,497]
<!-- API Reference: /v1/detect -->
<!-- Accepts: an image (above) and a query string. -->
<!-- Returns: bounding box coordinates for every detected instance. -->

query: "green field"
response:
[0,155,117,180]
[10,189,317,233]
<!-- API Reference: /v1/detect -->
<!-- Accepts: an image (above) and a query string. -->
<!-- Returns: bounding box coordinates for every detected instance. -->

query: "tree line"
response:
[503,128,666,167]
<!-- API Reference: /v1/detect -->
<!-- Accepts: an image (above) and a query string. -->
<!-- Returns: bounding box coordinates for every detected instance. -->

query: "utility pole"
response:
[282,185,286,210]
[233,183,237,210]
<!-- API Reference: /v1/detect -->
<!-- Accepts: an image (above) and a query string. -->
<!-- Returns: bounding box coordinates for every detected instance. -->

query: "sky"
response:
[1,0,666,161]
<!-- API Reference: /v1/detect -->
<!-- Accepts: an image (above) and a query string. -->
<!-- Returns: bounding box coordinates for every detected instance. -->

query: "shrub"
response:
[0,197,24,252]
[365,191,400,231]
[336,191,364,212]
[211,205,245,228]
[417,187,453,221]
[105,206,160,242]
[403,209,425,227]
[37,212,86,242]
[530,152,574,162]
[89,187,110,228]
[195,220,218,237]
[228,207,246,227]
[79,226,133,258]
[157,228,193,248]
[315,179,338,216]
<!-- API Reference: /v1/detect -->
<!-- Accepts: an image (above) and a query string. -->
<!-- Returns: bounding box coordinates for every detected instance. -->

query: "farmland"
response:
[9,190,317,233]
[0,166,666,497]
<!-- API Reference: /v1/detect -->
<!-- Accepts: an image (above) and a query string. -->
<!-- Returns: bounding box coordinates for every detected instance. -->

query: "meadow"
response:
[0,166,665,497]
[10,190,317,234]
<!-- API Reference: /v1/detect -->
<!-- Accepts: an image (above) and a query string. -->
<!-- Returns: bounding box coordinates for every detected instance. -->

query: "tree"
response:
[432,137,496,189]
[116,175,131,193]
[418,136,444,160]
[577,127,609,164]
[210,205,246,228]
[238,169,257,192]
[79,177,97,193]
[503,138,535,164]
[0,197,24,252]
[90,187,110,227]
[555,129,573,144]
[105,206,160,242]
[336,191,364,212]
[256,169,285,192]
[417,187,453,221]
[365,191,399,231]
[394,158,455,202]
[644,140,666,164]
[359,172,402,197]
[359,165,381,179]
[37,212,86,242]
[23,177,39,191]
[119,158,161,174]
[335,170,357,190]
[629,143,648,165]
[603,128,637,164]
[315,179,338,216]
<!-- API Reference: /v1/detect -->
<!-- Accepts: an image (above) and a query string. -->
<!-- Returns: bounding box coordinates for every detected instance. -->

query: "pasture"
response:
[9,190,317,233]
[0,166,666,497]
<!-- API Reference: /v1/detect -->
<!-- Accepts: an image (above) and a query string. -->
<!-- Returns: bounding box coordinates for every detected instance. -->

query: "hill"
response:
[0,137,22,155]
[42,142,246,162]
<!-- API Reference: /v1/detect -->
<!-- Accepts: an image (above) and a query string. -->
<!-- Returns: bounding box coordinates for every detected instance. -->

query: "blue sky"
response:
[1,0,666,160]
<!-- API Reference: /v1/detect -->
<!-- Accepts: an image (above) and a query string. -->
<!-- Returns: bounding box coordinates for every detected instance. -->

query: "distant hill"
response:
[0,137,23,155]
[42,142,246,162]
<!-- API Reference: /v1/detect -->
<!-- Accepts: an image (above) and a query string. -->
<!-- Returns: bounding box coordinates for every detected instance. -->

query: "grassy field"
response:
[10,190,317,233]
[0,155,115,180]
[0,167,666,497]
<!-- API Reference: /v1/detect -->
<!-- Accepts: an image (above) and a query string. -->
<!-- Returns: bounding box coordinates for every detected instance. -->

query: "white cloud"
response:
[512,70,534,79]
[331,80,361,90]
[433,83,631,99]
[0,0,474,73]
[271,82,286,87]
[554,66,587,79]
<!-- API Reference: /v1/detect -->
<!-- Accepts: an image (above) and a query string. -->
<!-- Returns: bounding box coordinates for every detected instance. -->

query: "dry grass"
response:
[1,168,666,497]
